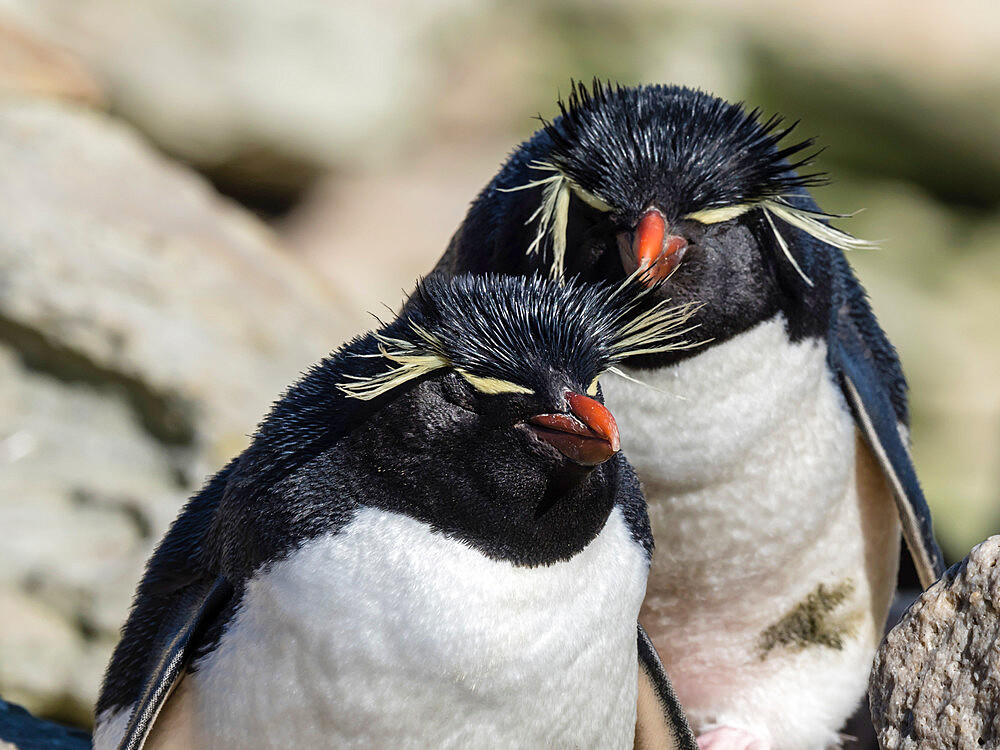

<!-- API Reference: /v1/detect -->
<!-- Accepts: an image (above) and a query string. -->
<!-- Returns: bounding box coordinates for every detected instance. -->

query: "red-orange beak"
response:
[624,208,687,286]
[526,392,620,467]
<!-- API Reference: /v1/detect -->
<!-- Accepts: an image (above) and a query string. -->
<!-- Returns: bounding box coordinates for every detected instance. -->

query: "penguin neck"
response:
[339,412,624,567]
[219,362,624,578]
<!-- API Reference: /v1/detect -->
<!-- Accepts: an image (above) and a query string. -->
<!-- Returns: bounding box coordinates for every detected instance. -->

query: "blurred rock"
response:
[0,21,102,105]
[0,97,361,450]
[0,589,91,726]
[434,0,1000,208]
[0,0,478,205]
[653,0,1000,207]
[870,536,1000,749]
[281,140,511,315]
[0,96,357,722]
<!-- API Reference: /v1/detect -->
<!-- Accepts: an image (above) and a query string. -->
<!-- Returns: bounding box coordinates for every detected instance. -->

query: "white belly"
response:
[102,505,649,750]
[601,315,900,750]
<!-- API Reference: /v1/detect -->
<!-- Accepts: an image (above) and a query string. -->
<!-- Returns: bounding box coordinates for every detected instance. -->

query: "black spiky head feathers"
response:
[443,81,880,354]
[478,82,873,291]
[246,272,696,480]
[341,273,698,402]
[542,81,825,224]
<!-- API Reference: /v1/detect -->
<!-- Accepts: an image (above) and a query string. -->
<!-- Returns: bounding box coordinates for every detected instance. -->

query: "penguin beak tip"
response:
[622,208,688,284]
[526,392,619,467]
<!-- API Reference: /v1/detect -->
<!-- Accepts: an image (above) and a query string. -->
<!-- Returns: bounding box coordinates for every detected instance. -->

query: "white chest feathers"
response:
[601,314,859,588]
[601,315,900,750]
[140,506,649,750]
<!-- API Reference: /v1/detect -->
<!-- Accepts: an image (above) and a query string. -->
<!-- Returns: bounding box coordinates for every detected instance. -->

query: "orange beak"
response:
[630,209,688,285]
[527,392,620,467]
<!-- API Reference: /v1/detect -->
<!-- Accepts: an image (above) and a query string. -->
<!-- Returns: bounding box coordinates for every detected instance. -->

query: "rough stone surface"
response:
[870,536,1000,749]
[280,140,509,316]
[0,97,358,722]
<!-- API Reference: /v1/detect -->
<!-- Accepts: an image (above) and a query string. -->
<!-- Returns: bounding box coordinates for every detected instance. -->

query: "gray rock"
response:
[0,0,477,197]
[869,536,1000,749]
[0,96,357,720]
[0,588,90,725]
[0,96,359,455]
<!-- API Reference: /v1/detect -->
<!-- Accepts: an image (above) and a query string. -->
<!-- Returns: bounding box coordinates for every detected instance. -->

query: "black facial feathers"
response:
[432,82,876,369]
[541,80,825,222]
[230,272,693,490]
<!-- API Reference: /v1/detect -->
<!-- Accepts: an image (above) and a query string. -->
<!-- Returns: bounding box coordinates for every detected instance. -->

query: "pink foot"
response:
[697,727,771,750]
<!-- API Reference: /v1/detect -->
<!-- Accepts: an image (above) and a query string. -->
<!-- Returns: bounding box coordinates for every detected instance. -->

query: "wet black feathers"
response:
[541,80,825,220]
[249,272,685,466]
[402,273,685,392]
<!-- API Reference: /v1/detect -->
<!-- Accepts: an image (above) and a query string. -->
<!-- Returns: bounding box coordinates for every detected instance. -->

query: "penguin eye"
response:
[569,183,613,212]
[456,370,534,396]
[685,204,752,225]
[586,376,600,397]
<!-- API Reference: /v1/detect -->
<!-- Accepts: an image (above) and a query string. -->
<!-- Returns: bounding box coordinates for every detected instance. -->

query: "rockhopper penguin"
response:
[427,82,946,750]
[93,273,701,750]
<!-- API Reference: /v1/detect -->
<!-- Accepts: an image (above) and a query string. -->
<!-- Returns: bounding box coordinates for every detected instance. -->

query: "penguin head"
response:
[469,81,875,365]
[323,273,697,563]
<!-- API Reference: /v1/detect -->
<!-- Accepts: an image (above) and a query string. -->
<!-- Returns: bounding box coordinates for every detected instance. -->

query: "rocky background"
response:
[0,0,998,731]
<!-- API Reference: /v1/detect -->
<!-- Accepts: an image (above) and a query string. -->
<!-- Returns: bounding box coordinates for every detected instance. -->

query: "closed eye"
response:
[456,369,534,395]
[685,204,753,224]
[569,183,613,212]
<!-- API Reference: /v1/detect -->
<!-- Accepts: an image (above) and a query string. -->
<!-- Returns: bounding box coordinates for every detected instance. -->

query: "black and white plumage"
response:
[428,82,945,750]
[94,273,699,750]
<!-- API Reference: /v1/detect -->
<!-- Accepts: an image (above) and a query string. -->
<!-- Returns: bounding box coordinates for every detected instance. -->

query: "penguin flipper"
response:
[0,697,91,750]
[830,318,945,589]
[635,623,698,750]
[116,575,233,750]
